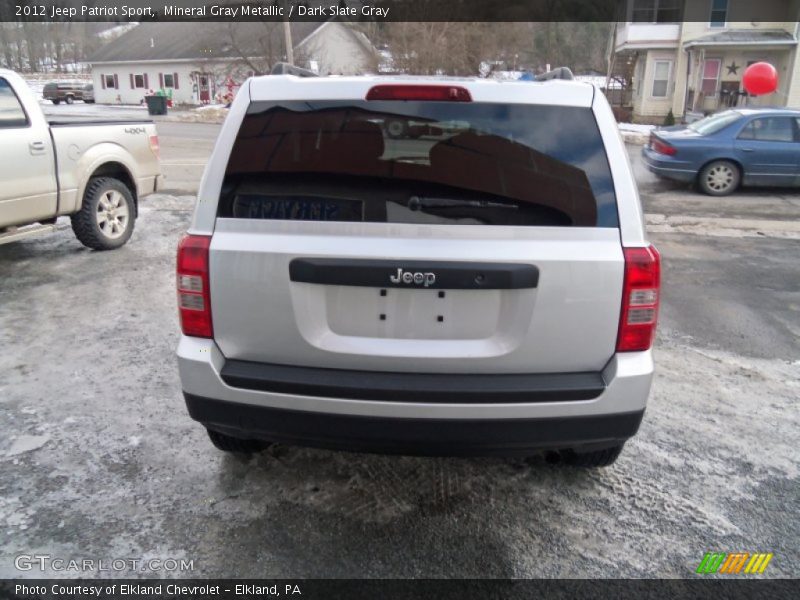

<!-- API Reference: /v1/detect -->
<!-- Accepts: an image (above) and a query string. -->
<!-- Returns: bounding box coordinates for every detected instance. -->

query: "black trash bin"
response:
[144,95,167,116]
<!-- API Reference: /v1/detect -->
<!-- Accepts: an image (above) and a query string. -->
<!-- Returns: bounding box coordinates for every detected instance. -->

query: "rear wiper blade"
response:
[408,195,517,210]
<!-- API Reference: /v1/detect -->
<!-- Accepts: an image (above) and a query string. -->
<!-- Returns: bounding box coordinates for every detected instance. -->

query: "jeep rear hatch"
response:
[205,83,626,374]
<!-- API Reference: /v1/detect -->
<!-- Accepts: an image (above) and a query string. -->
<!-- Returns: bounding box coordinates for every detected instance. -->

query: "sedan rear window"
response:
[687,111,741,135]
[220,100,618,227]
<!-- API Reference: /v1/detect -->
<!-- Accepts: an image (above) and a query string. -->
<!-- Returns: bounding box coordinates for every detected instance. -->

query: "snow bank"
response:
[619,122,655,145]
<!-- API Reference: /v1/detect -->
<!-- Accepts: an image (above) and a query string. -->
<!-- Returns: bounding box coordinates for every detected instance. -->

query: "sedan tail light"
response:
[177,234,213,338]
[650,135,677,156]
[617,245,661,352]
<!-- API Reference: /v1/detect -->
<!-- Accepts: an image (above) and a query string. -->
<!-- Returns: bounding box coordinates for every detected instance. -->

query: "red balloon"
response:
[742,62,778,96]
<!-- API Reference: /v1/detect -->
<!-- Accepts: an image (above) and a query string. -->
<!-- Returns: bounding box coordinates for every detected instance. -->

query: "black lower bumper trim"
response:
[220,359,605,403]
[184,393,644,457]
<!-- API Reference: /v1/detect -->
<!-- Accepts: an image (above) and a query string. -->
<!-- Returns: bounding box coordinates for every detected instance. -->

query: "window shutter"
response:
[113,74,118,89]
[130,74,134,89]
[174,72,179,89]
[144,73,149,89]
[159,73,163,88]
[101,74,106,89]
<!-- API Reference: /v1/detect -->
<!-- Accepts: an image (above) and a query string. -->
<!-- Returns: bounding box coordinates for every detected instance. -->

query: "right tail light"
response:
[616,245,661,352]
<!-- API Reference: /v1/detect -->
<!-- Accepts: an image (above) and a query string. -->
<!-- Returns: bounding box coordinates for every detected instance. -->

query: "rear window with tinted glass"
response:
[219,100,618,227]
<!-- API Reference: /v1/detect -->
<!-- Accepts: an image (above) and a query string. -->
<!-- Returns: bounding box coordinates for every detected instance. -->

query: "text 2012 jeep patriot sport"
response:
[177,72,660,467]
[0,69,161,249]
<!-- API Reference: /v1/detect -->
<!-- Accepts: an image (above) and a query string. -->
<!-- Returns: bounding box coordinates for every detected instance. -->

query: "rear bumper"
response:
[186,393,644,456]
[177,336,654,455]
[641,146,696,182]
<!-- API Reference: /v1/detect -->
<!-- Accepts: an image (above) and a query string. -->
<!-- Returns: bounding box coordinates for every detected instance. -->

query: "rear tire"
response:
[65,95,74,105]
[563,444,624,468]
[698,160,740,196]
[51,99,60,105]
[207,429,269,454]
[70,177,135,250]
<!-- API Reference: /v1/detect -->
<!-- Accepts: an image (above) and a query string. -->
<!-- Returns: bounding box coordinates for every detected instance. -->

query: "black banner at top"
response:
[2,0,797,22]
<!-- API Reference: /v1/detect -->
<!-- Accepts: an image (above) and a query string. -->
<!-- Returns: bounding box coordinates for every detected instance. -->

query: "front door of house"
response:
[199,74,211,103]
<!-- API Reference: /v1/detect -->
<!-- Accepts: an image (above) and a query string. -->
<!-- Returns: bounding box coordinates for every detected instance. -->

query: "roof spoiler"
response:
[270,62,318,77]
[536,67,574,81]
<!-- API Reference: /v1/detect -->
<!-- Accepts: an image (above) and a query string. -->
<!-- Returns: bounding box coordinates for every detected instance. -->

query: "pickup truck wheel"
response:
[563,444,624,468]
[207,429,270,454]
[51,99,60,105]
[65,95,74,105]
[71,177,135,250]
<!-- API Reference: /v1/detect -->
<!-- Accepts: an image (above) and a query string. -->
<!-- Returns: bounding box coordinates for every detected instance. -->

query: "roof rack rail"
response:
[536,67,574,81]
[270,62,318,77]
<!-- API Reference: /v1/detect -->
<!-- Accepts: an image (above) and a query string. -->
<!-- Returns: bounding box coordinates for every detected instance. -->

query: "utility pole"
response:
[283,19,294,65]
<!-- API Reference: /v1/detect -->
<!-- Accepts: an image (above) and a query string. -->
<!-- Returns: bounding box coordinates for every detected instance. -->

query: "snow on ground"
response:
[619,122,656,145]
[574,75,623,89]
[619,122,657,134]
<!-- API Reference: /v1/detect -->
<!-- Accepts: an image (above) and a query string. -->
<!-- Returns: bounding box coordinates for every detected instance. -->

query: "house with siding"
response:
[611,0,800,122]
[86,21,377,105]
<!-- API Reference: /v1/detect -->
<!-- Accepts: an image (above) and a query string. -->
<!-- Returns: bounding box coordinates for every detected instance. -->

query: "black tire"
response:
[698,160,741,196]
[563,444,624,468]
[51,99,60,105]
[65,95,74,105]
[70,177,136,250]
[207,429,269,454]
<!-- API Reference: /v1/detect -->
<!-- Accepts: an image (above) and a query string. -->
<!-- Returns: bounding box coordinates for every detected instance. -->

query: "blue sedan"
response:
[641,108,800,195]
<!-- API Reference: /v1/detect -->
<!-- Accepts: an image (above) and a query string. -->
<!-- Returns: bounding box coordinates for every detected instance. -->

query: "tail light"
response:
[617,245,660,352]
[177,234,213,338]
[366,85,472,102]
[149,134,160,159]
[650,135,676,156]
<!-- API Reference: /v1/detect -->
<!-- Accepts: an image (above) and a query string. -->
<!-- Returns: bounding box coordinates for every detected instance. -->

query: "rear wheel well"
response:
[697,157,743,180]
[87,163,137,215]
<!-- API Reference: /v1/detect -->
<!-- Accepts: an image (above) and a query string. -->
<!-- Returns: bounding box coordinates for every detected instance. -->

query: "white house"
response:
[86,21,377,105]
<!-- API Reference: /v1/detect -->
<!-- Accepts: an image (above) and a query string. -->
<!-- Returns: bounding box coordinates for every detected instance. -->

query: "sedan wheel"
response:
[699,160,741,196]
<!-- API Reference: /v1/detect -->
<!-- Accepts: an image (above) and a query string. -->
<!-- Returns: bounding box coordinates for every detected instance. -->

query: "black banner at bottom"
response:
[1,579,796,600]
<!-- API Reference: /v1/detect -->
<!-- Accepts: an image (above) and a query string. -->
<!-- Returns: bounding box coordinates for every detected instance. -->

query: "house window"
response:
[710,0,728,28]
[738,118,796,143]
[632,0,682,23]
[134,74,145,88]
[701,59,721,96]
[163,73,174,88]
[651,60,672,97]
[104,74,115,89]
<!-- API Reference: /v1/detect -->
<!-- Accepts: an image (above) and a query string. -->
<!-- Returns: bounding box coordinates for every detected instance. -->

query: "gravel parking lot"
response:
[0,123,797,579]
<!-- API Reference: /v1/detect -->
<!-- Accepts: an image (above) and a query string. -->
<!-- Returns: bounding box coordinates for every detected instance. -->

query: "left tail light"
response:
[177,234,213,338]
[149,134,160,159]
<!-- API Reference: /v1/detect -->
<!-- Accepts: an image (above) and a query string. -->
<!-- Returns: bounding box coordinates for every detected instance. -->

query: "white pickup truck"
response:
[0,69,161,250]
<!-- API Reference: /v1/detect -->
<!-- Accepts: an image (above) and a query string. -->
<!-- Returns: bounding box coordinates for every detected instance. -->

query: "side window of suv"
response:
[0,78,29,128]
[738,117,795,142]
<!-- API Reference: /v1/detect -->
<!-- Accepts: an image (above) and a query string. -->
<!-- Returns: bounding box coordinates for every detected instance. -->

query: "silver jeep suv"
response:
[176,72,659,467]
